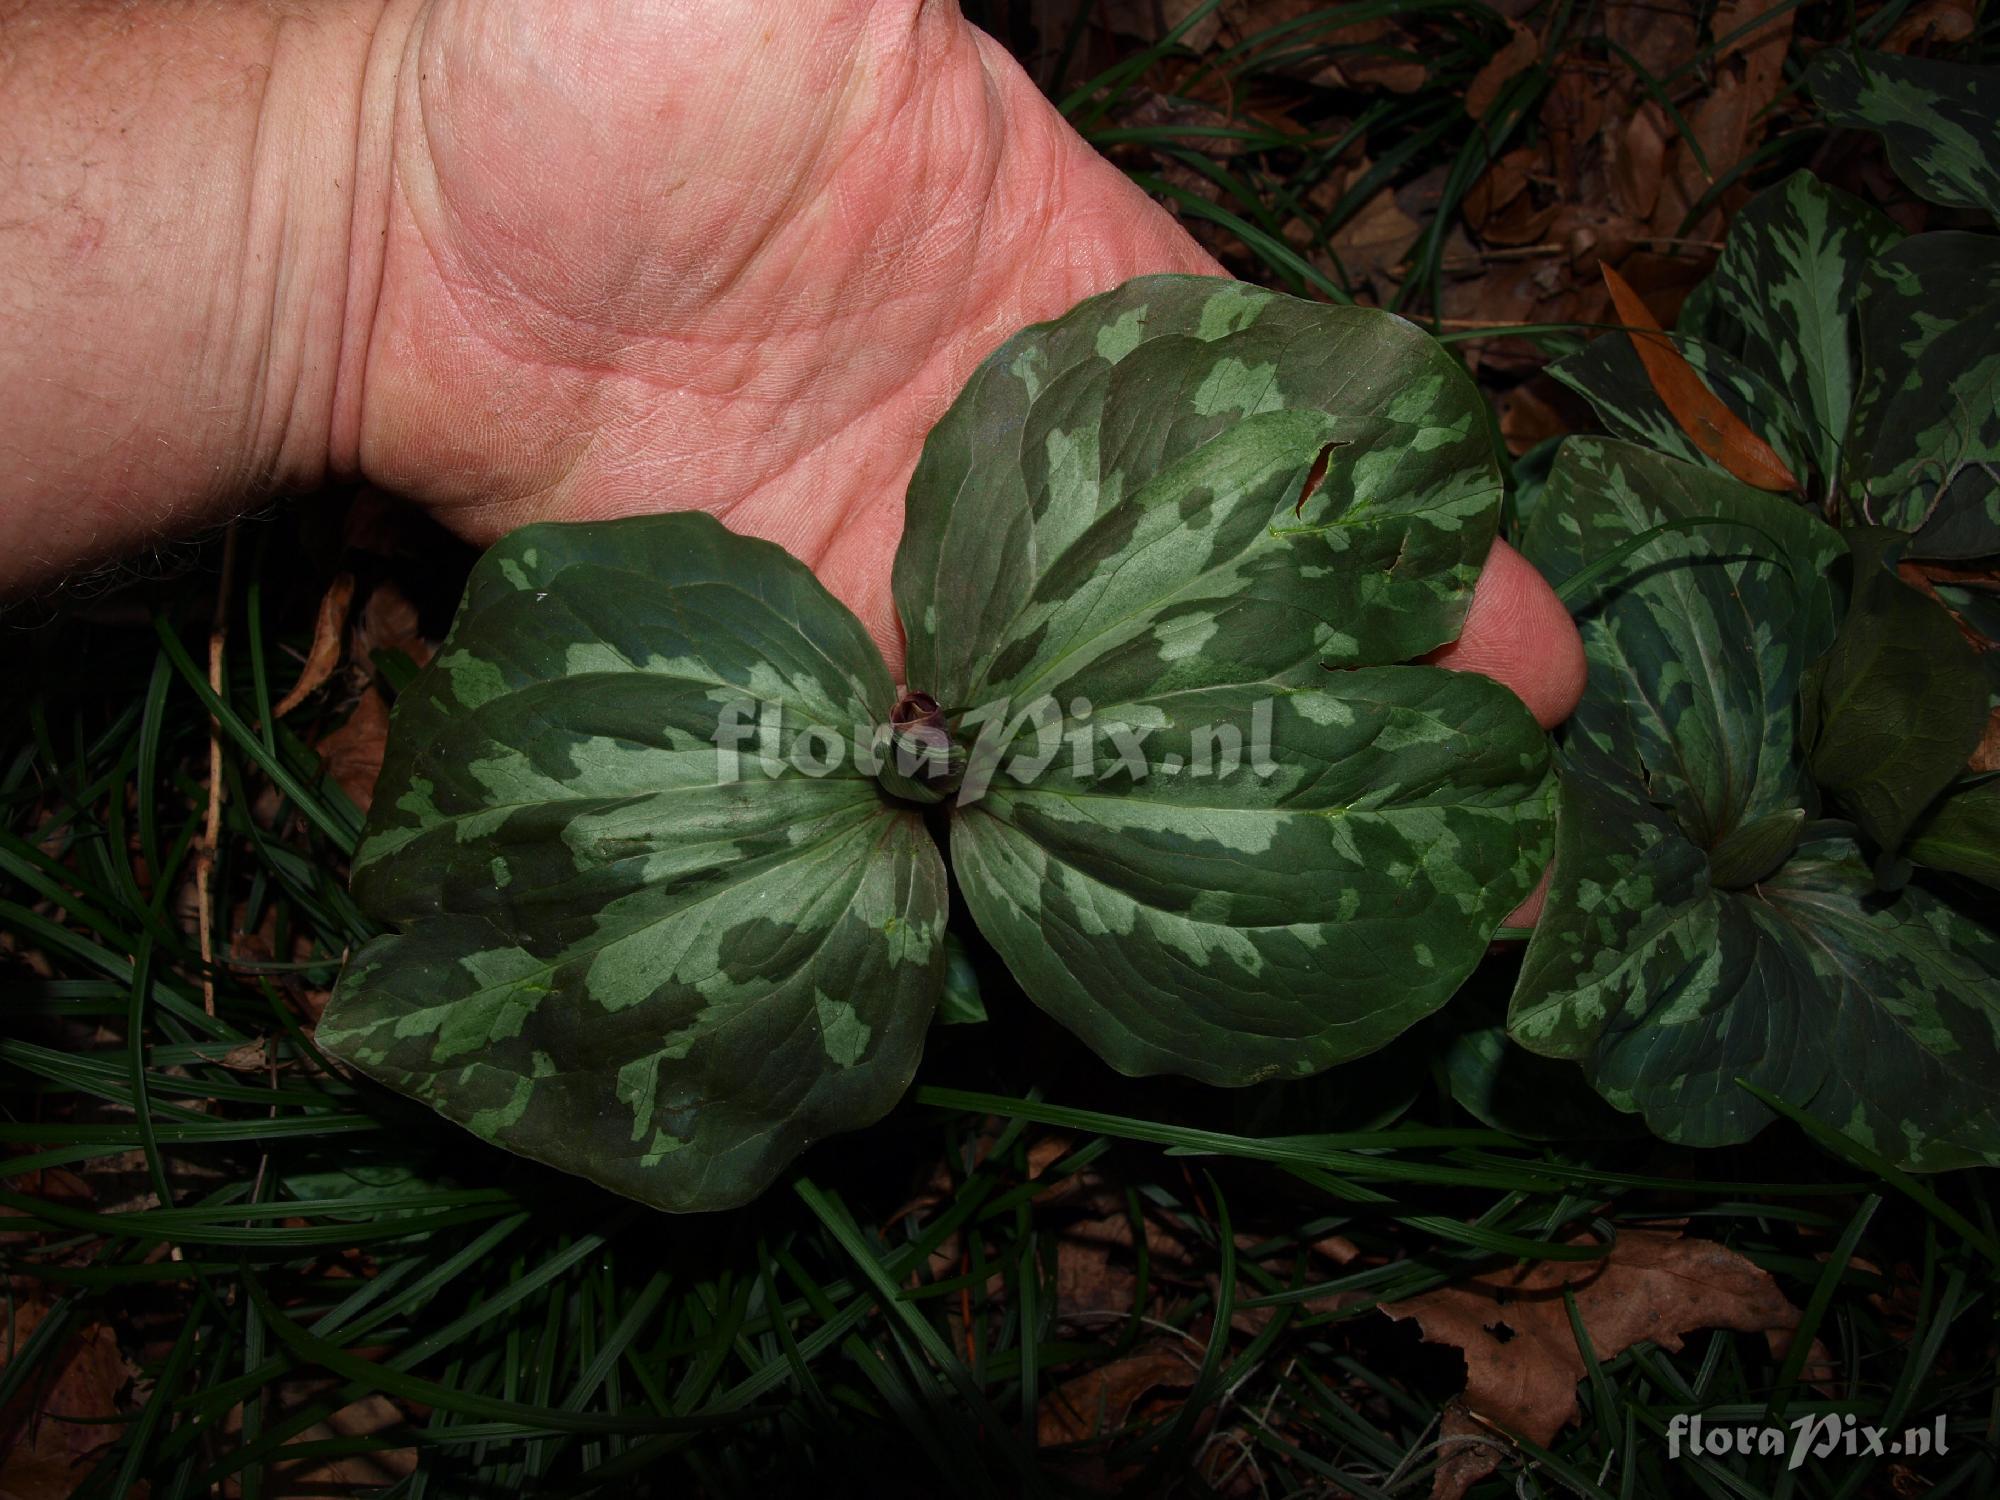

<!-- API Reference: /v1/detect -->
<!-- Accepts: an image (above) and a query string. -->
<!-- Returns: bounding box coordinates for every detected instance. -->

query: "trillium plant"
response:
[1514,50,2000,1169]
[320,56,2000,1210]
[317,276,1556,1210]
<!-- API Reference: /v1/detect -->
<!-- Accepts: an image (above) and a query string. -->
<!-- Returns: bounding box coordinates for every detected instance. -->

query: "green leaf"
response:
[935,930,989,1026]
[1808,51,2000,221]
[318,515,948,1213]
[1515,767,2000,1167]
[1513,440,2000,1166]
[1908,775,2000,890]
[1844,233,2000,560]
[1524,440,1845,845]
[893,275,1553,1084]
[1858,324,2000,560]
[948,674,1555,1083]
[1805,528,1989,857]
[1434,993,1638,1141]
[1549,329,1813,485]
[1691,171,1900,485]
[1707,807,1806,890]
[896,276,1505,706]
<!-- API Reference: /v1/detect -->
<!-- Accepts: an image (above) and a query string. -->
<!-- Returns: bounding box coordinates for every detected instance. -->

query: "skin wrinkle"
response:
[329,1,423,470]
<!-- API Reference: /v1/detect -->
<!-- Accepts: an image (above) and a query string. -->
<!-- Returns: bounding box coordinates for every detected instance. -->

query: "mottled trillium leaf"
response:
[892,275,1553,1084]
[1804,528,1989,860]
[1843,232,2000,556]
[318,515,947,1213]
[1512,439,2000,1166]
[1523,440,1845,846]
[1687,172,1899,485]
[1517,774,2000,1166]
[1807,51,2000,221]
[949,674,1554,1082]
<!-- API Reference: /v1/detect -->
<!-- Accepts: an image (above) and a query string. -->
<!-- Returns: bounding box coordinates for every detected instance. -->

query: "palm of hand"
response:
[345,0,1215,668]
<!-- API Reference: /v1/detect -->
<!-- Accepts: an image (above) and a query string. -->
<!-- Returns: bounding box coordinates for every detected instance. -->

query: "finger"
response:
[1424,537,1585,930]
[1425,536,1587,730]
[1500,860,1553,929]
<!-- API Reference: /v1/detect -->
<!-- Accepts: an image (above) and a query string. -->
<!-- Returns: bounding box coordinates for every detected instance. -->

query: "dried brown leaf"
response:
[1602,262,1798,491]
[1432,1401,1510,1500]
[1970,708,2000,775]
[1097,0,1225,50]
[1329,189,1424,282]
[203,1039,274,1073]
[316,688,391,816]
[1036,1345,1195,1447]
[1496,381,1568,457]
[1467,21,1540,121]
[1713,0,1797,99]
[1239,9,1427,93]
[1384,1229,1809,1500]
[354,581,435,671]
[1605,0,1699,78]
[1613,104,1668,221]
[0,1306,135,1500]
[268,1394,416,1494]
[1664,0,1795,236]
[1312,1233,1361,1265]
[1465,150,1530,234]
[1540,66,1607,198]
[1055,1194,1196,1321]
[272,573,355,718]
[1881,0,1975,52]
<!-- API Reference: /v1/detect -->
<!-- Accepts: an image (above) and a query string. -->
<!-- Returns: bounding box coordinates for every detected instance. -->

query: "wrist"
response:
[0,0,409,590]
[250,0,417,496]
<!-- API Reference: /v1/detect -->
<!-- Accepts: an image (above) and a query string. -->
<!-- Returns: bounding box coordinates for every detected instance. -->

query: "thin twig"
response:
[195,523,238,1017]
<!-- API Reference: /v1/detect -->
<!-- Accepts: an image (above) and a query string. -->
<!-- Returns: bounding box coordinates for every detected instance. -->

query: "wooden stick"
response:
[195,523,238,1018]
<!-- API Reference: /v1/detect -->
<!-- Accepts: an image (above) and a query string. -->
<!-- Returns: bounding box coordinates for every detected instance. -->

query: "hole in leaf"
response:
[1295,441,1338,518]
[1485,1320,1517,1345]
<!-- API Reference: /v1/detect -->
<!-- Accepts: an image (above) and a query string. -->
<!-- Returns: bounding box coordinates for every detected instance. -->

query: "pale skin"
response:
[1,0,1585,916]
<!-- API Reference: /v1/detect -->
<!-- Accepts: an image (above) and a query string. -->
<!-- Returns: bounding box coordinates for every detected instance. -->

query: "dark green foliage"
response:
[1804,529,1990,862]
[1689,172,1901,486]
[1530,120,2000,1163]
[1846,233,2000,558]
[316,517,947,1213]
[1511,441,2000,1167]
[9,25,2000,1496]
[323,276,1553,1210]
[1808,50,2000,220]
[1558,168,2000,562]
[898,276,1551,1087]
[7,558,1993,1494]
[1909,775,2000,890]
[1707,807,1807,890]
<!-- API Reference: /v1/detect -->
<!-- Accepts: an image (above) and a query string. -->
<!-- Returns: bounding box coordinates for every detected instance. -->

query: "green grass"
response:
[4,513,1997,1495]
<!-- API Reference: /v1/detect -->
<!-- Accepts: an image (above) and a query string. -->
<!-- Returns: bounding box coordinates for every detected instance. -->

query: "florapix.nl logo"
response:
[1667,1412,1949,1470]
[711,692,1281,803]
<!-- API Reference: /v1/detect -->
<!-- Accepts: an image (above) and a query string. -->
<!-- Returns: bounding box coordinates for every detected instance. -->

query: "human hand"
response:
[335,0,1583,724]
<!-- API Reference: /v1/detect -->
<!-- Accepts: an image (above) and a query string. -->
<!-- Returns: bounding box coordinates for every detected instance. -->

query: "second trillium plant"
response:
[316,275,1554,1211]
